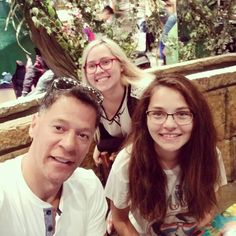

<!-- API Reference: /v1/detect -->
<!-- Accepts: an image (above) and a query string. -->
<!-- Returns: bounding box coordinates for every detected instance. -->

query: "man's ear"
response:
[29,113,39,138]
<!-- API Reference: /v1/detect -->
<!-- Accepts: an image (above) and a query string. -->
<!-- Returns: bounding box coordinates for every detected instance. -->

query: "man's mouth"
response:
[51,156,72,165]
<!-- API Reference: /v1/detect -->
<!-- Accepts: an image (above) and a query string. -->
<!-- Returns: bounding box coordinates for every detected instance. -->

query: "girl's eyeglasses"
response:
[84,58,118,74]
[51,77,104,105]
[146,110,194,126]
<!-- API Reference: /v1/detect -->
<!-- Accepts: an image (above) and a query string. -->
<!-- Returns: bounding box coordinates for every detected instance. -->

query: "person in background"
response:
[21,48,48,96]
[100,5,115,25]
[111,0,136,34]
[0,77,107,236]
[159,0,177,65]
[81,37,154,184]
[83,23,96,42]
[11,60,26,97]
[27,69,55,96]
[105,74,227,235]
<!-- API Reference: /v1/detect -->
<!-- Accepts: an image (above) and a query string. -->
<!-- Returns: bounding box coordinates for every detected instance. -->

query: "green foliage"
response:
[6,0,235,68]
[178,0,235,61]
[7,0,139,73]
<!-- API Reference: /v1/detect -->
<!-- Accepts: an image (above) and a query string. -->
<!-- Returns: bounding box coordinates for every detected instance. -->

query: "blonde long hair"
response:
[81,37,155,86]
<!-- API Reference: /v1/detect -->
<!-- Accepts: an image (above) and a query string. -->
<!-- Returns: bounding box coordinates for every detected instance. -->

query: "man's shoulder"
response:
[0,156,21,174]
[0,156,22,191]
[67,168,101,188]
[64,168,104,199]
[72,167,97,179]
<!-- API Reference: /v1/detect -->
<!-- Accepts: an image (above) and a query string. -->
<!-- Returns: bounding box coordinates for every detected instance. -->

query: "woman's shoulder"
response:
[112,145,132,169]
[130,76,154,99]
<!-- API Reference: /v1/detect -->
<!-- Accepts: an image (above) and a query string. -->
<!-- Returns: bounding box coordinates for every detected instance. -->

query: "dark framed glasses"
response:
[50,77,104,105]
[146,110,194,126]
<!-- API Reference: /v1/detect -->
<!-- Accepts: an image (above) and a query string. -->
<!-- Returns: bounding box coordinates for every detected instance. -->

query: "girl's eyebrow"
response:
[175,107,191,111]
[149,106,190,110]
[87,57,113,63]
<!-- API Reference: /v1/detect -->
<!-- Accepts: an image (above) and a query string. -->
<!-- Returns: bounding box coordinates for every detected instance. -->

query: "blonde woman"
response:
[81,37,154,183]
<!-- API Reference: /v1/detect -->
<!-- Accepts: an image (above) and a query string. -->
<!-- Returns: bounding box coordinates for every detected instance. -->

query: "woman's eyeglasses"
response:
[146,110,194,125]
[51,77,104,105]
[84,58,118,74]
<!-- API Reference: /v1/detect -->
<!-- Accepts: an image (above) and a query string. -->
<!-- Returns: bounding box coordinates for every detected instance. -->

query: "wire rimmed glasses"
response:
[84,58,118,74]
[146,110,194,125]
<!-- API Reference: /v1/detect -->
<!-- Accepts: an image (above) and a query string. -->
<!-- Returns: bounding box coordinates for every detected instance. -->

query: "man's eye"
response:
[53,126,64,132]
[78,133,90,141]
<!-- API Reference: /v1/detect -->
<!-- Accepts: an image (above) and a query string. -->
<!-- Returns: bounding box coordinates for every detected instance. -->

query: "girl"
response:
[81,37,154,180]
[105,74,227,235]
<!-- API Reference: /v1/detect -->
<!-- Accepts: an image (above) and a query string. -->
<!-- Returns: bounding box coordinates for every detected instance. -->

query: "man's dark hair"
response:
[103,5,114,15]
[39,77,103,127]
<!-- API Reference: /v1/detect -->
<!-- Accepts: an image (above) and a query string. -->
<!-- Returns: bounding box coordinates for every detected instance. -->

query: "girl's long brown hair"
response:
[128,74,220,223]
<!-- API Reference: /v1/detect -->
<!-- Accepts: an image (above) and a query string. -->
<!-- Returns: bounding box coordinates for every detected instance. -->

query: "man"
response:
[0,77,107,236]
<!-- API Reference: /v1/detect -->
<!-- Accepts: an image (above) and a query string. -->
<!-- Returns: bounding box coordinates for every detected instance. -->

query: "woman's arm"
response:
[111,201,139,236]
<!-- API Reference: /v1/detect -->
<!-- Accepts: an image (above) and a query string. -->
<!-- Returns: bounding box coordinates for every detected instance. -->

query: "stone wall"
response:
[0,53,236,181]
[193,70,236,181]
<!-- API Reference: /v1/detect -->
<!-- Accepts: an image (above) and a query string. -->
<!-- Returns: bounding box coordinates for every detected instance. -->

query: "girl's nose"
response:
[162,115,178,129]
[95,64,105,73]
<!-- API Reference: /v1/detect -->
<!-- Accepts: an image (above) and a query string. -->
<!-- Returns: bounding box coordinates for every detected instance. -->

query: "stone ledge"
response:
[0,93,44,120]
[147,53,236,76]
[0,115,32,154]
[190,66,236,92]
[0,147,29,163]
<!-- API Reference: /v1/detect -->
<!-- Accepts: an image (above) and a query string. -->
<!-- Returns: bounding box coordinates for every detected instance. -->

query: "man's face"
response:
[29,95,97,185]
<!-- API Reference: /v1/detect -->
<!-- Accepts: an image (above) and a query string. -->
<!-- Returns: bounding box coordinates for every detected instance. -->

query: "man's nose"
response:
[59,131,77,152]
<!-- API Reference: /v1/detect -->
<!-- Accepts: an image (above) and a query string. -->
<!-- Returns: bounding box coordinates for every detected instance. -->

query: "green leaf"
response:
[55,19,61,27]
[48,6,55,18]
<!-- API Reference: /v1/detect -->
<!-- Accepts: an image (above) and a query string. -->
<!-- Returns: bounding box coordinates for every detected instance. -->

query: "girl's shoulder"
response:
[113,145,132,167]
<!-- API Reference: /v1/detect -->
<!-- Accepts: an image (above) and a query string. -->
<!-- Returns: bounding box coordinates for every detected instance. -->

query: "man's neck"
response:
[21,153,62,208]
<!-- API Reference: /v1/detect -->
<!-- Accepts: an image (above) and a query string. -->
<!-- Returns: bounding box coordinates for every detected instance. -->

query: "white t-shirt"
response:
[105,147,227,236]
[0,156,108,236]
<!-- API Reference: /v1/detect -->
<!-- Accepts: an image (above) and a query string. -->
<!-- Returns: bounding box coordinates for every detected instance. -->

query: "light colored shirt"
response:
[105,147,227,235]
[0,156,107,236]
